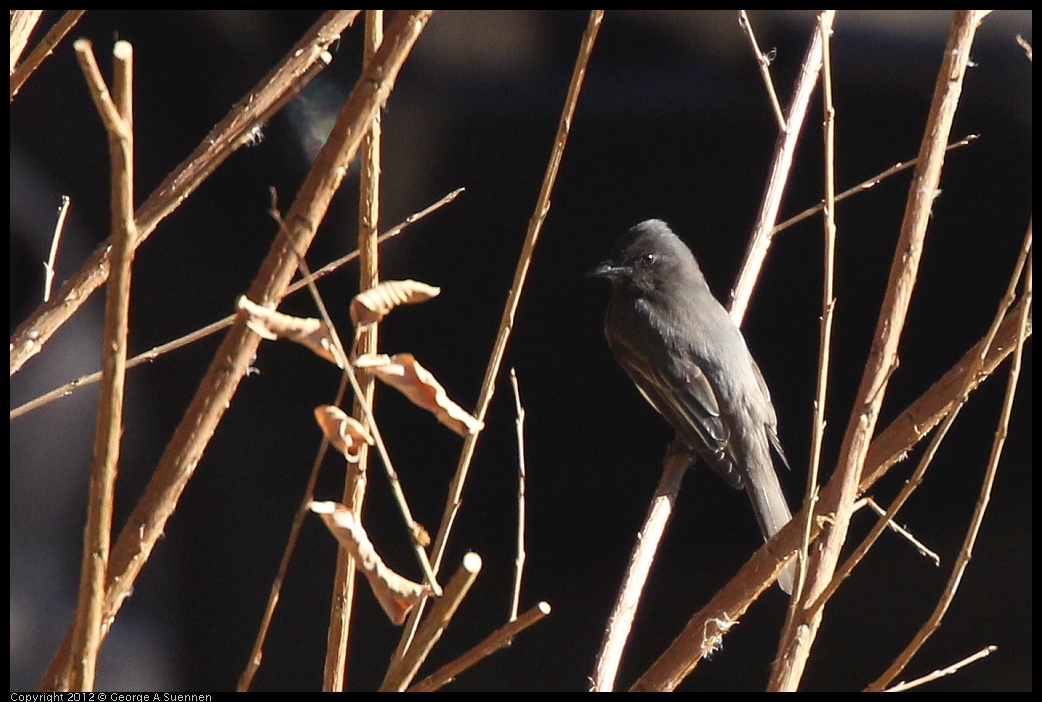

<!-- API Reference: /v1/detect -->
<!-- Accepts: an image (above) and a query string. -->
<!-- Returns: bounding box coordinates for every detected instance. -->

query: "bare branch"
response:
[381,553,484,691]
[43,196,70,302]
[409,601,552,692]
[10,10,86,101]
[738,10,786,131]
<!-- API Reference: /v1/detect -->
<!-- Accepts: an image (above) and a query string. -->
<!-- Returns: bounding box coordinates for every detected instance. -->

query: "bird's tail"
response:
[745,460,796,595]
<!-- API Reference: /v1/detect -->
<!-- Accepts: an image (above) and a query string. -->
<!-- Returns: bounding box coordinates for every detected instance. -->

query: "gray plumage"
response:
[589,219,794,594]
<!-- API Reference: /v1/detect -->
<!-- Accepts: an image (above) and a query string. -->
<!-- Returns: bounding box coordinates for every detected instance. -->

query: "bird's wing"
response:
[749,357,790,471]
[609,330,743,489]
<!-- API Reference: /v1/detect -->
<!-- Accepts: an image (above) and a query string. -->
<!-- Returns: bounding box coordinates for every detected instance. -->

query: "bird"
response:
[588,219,795,594]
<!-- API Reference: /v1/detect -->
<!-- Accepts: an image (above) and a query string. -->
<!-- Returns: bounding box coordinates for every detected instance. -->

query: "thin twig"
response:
[391,9,603,663]
[858,497,940,566]
[771,136,977,237]
[738,10,786,132]
[867,226,1031,691]
[730,10,833,324]
[792,6,836,617]
[69,39,134,693]
[883,645,998,692]
[324,10,385,692]
[10,188,463,421]
[10,10,86,100]
[72,39,130,142]
[11,10,357,377]
[824,394,973,611]
[769,11,989,691]
[381,553,483,691]
[39,12,432,690]
[43,196,70,303]
[508,368,527,622]
[408,601,552,692]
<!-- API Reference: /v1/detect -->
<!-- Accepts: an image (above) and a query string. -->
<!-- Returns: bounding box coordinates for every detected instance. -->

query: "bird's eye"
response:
[642,253,655,264]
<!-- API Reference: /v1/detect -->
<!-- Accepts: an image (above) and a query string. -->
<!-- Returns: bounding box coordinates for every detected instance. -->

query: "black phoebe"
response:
[588,219,795,594]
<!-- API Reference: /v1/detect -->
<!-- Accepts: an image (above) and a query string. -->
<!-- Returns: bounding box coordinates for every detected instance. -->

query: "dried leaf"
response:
[314,405,374,463]
[355,353,483,437]
[310,501,432,625]
[350,279,441,326]
[238,296,347,368]
[411,522,431,549]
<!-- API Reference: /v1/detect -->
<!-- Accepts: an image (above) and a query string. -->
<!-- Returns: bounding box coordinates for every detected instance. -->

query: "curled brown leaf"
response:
[310,500,432,625]
[355,353,483,437]
[314,405,374,463]
[238,296,347,368]
[350,279,441,326]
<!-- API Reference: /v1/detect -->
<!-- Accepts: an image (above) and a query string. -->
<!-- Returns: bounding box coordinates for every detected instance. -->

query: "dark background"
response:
[10,10,1031,691]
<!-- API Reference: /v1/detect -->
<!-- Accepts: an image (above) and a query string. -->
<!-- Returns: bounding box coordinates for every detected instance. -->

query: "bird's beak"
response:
[586,262,627,280]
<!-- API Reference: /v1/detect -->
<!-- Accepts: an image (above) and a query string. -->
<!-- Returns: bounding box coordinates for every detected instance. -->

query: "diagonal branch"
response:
[10,10,86,101]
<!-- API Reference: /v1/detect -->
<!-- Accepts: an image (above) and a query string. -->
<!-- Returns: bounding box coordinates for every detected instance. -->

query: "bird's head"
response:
[587,219,704,295]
